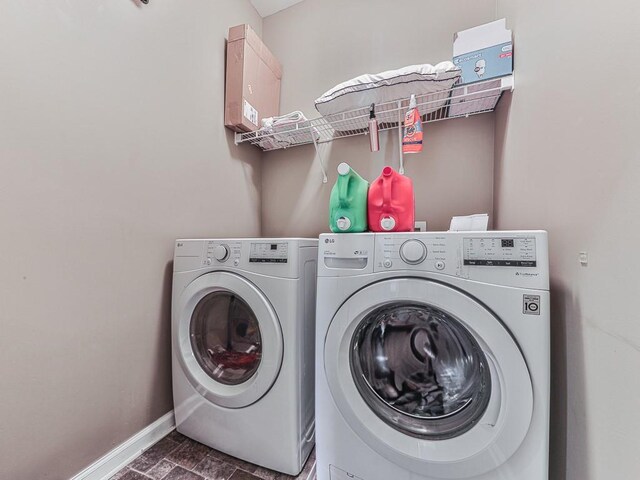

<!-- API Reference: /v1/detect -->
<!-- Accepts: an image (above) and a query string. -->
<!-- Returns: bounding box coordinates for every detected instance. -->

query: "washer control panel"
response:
[463,237,536,267]
[249,242,288,263]
[375,234,452,273]
[320,232,548,289]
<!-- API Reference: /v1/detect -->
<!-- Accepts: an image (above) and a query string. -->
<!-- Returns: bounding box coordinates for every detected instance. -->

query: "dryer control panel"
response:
[249,242,288,263]
[174,238,317,279]
[204,241,241,266]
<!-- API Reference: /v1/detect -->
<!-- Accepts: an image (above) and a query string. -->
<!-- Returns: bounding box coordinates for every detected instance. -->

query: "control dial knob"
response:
[400,240,427,265]
[213,244,230,262]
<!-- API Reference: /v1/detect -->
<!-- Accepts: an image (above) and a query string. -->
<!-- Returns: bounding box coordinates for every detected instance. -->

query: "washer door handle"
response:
[480,353,502,428]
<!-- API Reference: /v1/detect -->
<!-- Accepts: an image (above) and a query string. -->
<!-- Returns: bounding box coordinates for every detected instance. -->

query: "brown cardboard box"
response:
[225,24,282,133]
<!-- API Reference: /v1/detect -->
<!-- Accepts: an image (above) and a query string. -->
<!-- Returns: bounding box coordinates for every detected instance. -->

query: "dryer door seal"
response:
[324,278,533,479]
[176,272,283,408]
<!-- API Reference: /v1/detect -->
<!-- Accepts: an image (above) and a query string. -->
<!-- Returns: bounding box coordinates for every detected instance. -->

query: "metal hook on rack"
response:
[312,135,328,184]
[397,100,405,174]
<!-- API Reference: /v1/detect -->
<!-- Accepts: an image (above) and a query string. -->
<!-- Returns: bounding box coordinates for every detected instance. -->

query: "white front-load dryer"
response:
[316,232,550,480]
[172,238,317,475]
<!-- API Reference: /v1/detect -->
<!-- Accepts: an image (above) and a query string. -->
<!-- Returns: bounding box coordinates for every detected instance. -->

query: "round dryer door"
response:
[324,278,533,479]
[175,272,283,408]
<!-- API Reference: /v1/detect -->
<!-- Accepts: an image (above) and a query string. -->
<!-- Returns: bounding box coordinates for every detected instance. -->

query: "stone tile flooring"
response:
[110,430,316,480]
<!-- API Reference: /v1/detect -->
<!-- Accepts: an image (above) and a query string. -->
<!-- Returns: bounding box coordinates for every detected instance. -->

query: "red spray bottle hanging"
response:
[403,94,423,154]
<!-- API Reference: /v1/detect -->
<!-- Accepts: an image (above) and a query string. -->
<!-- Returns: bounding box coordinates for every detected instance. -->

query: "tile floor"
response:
[110,430,316,480]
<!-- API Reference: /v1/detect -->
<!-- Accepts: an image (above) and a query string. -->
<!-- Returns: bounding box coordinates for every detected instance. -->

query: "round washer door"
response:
[176,272,283,408]
[324,278,533,479]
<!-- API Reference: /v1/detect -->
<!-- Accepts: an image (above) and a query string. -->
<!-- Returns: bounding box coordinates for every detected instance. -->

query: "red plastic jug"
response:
[368,166,415,232]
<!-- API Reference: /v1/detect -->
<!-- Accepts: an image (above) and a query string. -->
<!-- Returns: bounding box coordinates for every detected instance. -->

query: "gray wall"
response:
[0,1,262,479]
[494,1,640,479]
[3,1,639,479]
[261,0,497,237]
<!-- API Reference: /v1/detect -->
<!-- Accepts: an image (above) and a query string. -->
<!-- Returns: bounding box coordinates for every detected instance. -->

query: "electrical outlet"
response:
[579,251,588,266]
[414,221,427,232]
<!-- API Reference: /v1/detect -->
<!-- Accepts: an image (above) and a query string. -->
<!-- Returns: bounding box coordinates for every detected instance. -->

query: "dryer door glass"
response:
[351,302,491,439]
[190,291,262,385]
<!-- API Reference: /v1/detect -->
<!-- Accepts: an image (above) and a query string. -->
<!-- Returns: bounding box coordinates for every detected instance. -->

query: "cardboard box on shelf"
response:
[453,18,513,85]
[225,24,282,133]
[448,19,513,117]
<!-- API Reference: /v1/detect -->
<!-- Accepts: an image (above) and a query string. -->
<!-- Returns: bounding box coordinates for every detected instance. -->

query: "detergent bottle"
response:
[329,163,369,233]
[368,166,415,232]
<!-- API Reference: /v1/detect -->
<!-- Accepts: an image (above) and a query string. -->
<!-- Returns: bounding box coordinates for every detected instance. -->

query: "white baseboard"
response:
[70,410,176,480]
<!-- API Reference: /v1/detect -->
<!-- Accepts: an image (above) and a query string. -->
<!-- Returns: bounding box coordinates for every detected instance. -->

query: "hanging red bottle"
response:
[367,166,415,232]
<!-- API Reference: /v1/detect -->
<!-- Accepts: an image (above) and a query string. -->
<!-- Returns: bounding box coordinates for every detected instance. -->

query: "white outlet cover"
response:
[579,251,588,266]
[414,221,427,232]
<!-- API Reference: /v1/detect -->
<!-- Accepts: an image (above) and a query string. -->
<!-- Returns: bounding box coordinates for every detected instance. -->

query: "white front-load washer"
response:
[172,238,317,475]
[316,232,550,480]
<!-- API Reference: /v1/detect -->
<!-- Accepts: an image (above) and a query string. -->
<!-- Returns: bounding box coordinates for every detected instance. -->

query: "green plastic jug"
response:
[329,163,369,233]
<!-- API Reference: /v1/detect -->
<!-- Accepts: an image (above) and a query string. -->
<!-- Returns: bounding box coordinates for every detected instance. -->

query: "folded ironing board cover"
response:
[256,111,319,150]
[315,61,461,131]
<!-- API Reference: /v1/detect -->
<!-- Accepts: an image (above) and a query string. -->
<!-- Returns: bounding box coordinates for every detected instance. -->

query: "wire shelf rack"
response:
[234,75,514,152]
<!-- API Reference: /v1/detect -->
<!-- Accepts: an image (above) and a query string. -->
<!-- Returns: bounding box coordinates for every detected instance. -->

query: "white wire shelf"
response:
[234,75,514,152]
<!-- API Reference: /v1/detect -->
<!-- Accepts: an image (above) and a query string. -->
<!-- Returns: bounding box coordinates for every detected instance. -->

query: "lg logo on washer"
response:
[523,294,541,315]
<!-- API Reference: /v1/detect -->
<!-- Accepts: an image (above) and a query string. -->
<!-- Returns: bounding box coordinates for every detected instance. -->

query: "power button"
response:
[383,259,393,268]
[435,261,445,271]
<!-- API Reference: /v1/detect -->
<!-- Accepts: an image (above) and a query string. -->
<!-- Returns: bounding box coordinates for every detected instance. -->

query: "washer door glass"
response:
[190,291,262,385]
[351,302,491,439]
